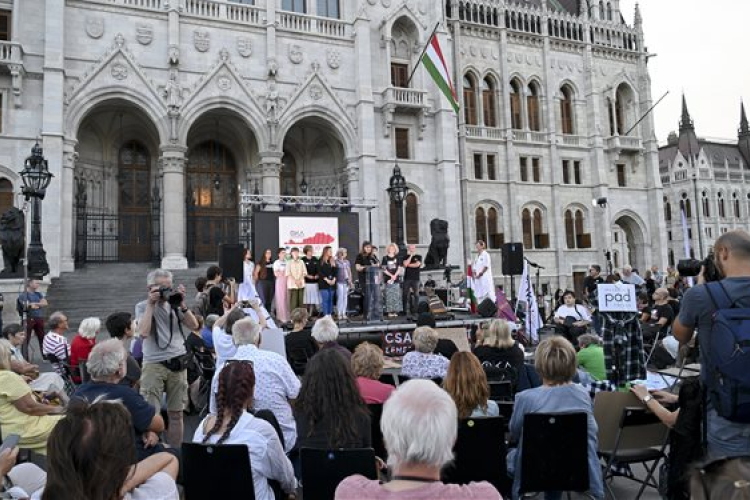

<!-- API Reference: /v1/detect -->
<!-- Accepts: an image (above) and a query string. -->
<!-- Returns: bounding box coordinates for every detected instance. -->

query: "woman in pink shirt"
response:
[351,342,394,404]
[335,379,502,500]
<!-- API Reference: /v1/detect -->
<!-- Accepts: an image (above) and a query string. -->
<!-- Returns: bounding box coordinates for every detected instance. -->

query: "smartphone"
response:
[0,434,20,454]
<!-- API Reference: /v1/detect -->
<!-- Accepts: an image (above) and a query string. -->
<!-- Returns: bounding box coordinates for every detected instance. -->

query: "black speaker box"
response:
[477,298,498,318]
[502,242,524,276]
[218,244,245,284]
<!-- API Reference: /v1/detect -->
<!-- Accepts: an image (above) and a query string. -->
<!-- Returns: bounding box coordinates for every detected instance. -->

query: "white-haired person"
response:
[73,339,169,462]
[507,336,604,499]
[209,318,300,452]
[335,248,353,320]
[312,315,351,360]
[69,317,100,384]
[335,379,501,499]
[473,319,525,384]
[400,327,450,380]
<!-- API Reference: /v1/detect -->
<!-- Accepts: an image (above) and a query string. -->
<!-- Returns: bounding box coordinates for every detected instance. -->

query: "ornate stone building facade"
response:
[659,98,750,265]
[0,0,666,293]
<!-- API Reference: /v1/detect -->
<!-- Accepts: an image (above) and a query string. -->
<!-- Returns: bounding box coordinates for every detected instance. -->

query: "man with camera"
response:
[673,230,750,458]
[135,269,199,448]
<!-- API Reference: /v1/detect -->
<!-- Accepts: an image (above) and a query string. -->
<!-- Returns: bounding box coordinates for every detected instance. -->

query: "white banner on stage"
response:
[278,217,339,256]
[517,261,541,343]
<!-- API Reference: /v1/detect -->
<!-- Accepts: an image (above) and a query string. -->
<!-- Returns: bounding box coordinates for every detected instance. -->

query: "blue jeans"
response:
[707,408,750,458]
[320,289,334,316]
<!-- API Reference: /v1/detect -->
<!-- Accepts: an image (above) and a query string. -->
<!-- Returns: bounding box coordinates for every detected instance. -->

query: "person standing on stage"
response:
[355,242,379,317]
[273,248,290,323]
[402,244,423,315]
[237,248,258,302]
[254,249,275,312]
[286,247,306,313]
[472,240,495,303]
[382,243,404,318]
[302,245,321,317]
[318,246,337,317]
[335,248,353,321]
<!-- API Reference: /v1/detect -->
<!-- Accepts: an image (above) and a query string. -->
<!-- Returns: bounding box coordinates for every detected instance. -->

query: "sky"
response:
[618,0,750,143]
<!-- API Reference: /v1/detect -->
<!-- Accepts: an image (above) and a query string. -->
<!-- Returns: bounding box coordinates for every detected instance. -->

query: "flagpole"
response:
[406,22,441,88]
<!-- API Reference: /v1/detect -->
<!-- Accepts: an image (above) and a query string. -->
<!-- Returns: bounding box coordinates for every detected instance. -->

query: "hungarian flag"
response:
[422,32,459,113]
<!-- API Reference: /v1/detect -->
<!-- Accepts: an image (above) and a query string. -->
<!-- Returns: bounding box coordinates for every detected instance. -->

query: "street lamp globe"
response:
[388,164,407,203]
[20,142,53,200]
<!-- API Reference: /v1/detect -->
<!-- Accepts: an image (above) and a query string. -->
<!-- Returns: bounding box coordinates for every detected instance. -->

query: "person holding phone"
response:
[0,444,46,498]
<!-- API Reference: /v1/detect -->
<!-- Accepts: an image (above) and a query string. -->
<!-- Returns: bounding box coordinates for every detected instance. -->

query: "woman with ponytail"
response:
[193,360,297,500]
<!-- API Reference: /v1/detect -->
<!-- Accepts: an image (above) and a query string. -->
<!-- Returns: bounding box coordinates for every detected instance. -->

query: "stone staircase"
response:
[46,263,210,335]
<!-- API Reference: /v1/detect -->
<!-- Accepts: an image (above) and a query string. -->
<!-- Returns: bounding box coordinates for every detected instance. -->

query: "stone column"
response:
[259,153,282,210]
[345,158,360,203]
[60,140,77,272]
[160,145,188,269]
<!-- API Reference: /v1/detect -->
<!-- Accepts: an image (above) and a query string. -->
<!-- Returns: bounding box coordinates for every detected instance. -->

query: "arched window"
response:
[487,207,502,249]
[599,1,605,20]
[0,178,13,216]
[718,192,726,218]
[390,192,420,244]
[560,85,575,135]
[614,84,632,135]
[482,77,497,127]
[664,200,672,222]
[680,194,692,219]
[575,210,587,248]
[733,193,741,218]
[606,2,613,20]
[463,75,478,126]
[564,210,575,249]
[527,82,541,131]
[522,206,548,249]
[702,191,710,217]
[475,207,487,244]
[606,97,616,136]
[564,208,591,249]
[509,79,523,130]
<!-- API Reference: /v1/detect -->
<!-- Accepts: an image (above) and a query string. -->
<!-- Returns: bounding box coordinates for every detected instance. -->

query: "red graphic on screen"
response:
[284,232,336,245]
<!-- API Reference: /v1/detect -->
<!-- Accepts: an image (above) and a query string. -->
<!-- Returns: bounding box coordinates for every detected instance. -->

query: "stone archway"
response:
[613,212,647,272]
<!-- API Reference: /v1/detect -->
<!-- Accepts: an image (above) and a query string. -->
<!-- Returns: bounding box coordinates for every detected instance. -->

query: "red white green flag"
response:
[421,33,459,113]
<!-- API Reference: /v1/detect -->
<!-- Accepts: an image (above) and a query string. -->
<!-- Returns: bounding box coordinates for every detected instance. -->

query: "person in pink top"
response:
[335,379,502,500]
[351,342,394,404]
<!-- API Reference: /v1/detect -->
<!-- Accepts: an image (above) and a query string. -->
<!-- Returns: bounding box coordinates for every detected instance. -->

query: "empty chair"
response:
[300,447,377,500]
[442,416,509,496]
[183,443,255,500]
[520,412,590,498]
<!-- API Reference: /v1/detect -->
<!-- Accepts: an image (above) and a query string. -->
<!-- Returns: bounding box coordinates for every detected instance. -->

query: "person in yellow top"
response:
[286,247,307,313]
[0,340,64,455]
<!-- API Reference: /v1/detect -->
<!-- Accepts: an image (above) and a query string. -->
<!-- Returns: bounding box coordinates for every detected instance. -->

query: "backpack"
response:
[703,282,750,423]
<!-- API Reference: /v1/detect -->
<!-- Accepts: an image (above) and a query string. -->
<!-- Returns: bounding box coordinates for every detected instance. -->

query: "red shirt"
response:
[356,376,395,404]
[70,335,96,384]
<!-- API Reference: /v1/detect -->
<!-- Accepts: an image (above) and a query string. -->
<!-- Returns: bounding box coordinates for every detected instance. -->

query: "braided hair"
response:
[202,361,256,444]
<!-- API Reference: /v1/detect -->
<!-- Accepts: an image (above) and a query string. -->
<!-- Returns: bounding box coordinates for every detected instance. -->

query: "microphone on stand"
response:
[524,257,545,270]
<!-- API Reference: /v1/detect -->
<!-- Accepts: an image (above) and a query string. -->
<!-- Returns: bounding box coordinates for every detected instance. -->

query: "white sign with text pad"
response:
[597,284,638,312]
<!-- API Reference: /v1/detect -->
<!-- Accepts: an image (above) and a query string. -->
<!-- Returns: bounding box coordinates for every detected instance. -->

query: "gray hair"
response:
[382,379,457,470]
[78,317,101,340]
[413,326,438,353]
[232,318,261,346]
[336,248,347,257]
[147,269,173,286]
[48,311,68,331]
[577,334,601,349]
[87,339,126,380]
[312,316,339,344]
[205,314,220,330]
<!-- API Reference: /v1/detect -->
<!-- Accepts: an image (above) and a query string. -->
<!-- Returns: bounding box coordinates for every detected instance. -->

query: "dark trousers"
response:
[257,280,275,311]
[23,318,45,360]
[289,288,304,312]
[403,280,420,314]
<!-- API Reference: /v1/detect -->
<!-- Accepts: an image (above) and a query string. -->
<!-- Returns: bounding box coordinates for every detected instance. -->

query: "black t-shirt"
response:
[285,329,318,375]
[119,352,142,388]
[381,255,401,279]
[402,254,423,282]
[355,253,378,285]
[648,303,675,334]
[318,261,337,290]
[583,276,604,304]
[435,339,458,360]
[302,257,319,284]
[473,344,525,382]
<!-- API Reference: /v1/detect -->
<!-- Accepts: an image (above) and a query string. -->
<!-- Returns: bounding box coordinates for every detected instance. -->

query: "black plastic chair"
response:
[488,380,513,402]
[182,442,255,500]
[300,447,377,500]
[79,361,91,384]
[395,373,411,385]
[378,373,396,386]
[442,416,509,496]
[520,412,590,498]
[367,404,387,461]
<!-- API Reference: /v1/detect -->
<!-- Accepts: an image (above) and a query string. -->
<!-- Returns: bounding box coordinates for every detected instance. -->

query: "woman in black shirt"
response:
[254,249,275,311]
[354,241,379,317]
[318,246,337,317]
[472,318,525,387]
[301,245,320,316]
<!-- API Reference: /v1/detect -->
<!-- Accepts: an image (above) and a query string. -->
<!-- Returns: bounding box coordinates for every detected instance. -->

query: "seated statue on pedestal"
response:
[424,219,450,269]
[0,208,25,276]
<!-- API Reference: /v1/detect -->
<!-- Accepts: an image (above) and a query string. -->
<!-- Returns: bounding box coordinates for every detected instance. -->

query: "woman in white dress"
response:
[237,249,258,302]
[472,240,495,303]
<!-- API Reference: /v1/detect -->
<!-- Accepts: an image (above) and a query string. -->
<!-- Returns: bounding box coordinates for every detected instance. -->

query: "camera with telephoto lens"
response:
[158,286,184,308]
[677,252,723,282]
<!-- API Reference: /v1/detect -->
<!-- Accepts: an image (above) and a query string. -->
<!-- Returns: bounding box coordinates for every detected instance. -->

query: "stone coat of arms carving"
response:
[194,30,210,52]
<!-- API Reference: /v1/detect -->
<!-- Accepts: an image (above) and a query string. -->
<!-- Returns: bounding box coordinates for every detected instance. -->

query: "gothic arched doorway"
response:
[118,141,152,262]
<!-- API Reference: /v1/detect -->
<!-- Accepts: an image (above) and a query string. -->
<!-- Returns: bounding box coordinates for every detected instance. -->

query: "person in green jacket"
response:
[576,333,606,381]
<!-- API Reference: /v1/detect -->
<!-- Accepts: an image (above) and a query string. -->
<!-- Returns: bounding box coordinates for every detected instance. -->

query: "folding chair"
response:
[488,380,513,402]
[182,442,255,500]
[395,373,410,386]
[43,353,76,395]
[79,361,91,384]
[644,327,665,366]
[594,392,669,500]
[378,373,396,386]
[519,412,591,499]
[367,404,387,460]
[442,416,509,496]
[300,448,377,500]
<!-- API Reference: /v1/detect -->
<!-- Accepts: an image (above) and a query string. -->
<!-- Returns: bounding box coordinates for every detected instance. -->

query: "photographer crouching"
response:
[135,269,199,448]
[673,230,750,459]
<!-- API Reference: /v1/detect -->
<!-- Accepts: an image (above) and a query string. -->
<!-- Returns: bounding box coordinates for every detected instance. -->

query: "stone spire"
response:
[634,3,642,29]
[678,94,700,160]
[740,100,749,136]
[740,101,750,166]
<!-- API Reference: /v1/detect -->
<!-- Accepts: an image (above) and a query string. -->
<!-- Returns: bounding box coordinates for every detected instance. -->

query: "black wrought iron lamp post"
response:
[19,143,54,279]
[387,164,408,257]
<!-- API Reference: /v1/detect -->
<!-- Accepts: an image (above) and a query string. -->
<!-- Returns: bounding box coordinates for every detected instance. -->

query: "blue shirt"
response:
[73,381,156,437]
[17,291,44,319]
[200,326,214,350]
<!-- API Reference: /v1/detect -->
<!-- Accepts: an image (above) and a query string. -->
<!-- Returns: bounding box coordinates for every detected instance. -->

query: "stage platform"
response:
[336,309,485,334]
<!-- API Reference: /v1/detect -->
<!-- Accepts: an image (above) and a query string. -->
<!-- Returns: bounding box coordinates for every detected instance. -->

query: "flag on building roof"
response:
[421,33,459,113]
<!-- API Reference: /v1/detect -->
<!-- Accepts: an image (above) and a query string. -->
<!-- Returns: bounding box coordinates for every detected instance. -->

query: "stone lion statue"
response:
[424,218,450,269]
[0,208,25,276]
